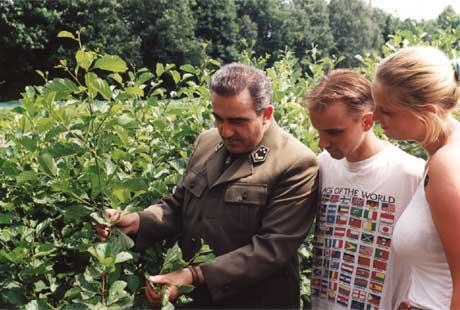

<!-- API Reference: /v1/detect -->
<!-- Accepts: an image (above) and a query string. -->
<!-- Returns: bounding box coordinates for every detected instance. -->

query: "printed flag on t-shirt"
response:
[343,252,355,263]
[368,293,381,306]
[362,220,377,232]
[375,248,389,261]
[354,277,368,289]
[356,267,370,278]
[345,241,358,253]
[330,195,340,203]
[352,288,367,302]
[334,227,346,237]
[359,244,373,256]
[338,205,350,215]
[358,256,371,267]
[341,262,354,274]
[381,202,395,212]
[363,209,378,221]
[347,228,360,240]
[336,214,348,225]
[349,217,362,229]
[340,272,352,284]
[380,212,395,224]
[352,197,365,206]
[373,259,387,271]
[361,232,374,244]
[339,196,351,205]
[338,283,351,296]
[377,236,391,248]
[350,207,363,217]
[321,194,331,203]
[366,200,379,209]
[371,270,385,283]
[351,300,365,310]
[370,281,383,293]
[337,294,349,307]
[378,222,393,235]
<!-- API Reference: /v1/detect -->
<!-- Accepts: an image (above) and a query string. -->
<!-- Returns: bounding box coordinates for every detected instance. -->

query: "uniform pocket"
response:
[224,183,267,231]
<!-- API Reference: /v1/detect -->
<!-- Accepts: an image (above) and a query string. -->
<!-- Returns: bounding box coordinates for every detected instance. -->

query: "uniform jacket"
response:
[137,121,319,308]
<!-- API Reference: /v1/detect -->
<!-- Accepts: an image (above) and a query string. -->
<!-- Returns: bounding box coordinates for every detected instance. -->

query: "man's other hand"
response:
[145,268,194,305]
[95,209,140,241]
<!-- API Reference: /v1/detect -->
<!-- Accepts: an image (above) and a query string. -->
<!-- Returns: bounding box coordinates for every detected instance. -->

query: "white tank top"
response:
[392,174,452,309]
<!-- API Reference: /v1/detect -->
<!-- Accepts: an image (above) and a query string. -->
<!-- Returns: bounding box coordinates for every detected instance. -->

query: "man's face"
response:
[309,101,370,160]
[212,89,272,154]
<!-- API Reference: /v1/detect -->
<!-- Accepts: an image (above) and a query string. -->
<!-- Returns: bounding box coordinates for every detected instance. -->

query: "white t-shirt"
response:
[311,143,425,310]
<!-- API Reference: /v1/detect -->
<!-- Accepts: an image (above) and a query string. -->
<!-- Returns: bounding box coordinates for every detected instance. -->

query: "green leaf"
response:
[109,73,123,85]
[126,86,144,97]
[170,70,180,84]
[93,55,128,73]
[34,243,57,258]
[177,284,194,294]
[85,72,111,100]
[0,213,13,224]
[76,50,96,71]
[16,170,38,184]
[90,212,111,226]
[0,247,28,264]
[137,72,154,85]
[57,31,76,40]
[110,228,135,251]
[38,153,58,176]
[160,243,186,274]
[115,252,133,264]
[43,78,78,101]
[179,64,197,74]
[156,63,165,77]
[63,205,92,224]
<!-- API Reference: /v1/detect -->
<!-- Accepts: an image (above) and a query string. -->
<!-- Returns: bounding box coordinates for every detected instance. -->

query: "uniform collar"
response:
[206,119,278,188]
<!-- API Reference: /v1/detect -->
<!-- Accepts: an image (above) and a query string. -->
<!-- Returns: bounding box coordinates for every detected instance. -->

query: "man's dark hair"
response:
[210,63,272,113]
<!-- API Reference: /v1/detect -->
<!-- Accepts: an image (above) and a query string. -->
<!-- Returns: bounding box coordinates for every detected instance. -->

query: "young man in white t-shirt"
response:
[304,69,425,310]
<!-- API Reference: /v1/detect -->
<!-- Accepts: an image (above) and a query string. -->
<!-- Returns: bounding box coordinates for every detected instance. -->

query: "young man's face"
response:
[212,88,273,154]
[309,101,371,161]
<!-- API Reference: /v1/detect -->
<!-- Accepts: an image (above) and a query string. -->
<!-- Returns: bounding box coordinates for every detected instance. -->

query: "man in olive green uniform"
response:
[97,63,318,308]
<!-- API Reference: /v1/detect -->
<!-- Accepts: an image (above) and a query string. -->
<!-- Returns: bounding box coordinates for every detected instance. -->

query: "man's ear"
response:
[262,105,274,124]
[421,104,437,114]
[361,112,374,131]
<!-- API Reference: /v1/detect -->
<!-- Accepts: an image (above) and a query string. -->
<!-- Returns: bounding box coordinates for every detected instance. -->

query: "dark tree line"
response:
[1,0,459,100]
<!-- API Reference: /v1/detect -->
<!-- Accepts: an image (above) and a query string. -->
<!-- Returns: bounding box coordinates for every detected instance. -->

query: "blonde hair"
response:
[374,46,460,146]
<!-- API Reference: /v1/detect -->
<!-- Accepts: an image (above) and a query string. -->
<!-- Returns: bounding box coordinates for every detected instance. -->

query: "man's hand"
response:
[145,268,194,305]
[95,209,140,241]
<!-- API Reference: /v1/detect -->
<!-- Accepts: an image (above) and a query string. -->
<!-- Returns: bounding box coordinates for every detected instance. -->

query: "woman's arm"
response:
[426,145,460,309]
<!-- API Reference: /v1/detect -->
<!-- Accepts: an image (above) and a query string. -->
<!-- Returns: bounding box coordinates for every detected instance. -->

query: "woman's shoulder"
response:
[430,140,460,170]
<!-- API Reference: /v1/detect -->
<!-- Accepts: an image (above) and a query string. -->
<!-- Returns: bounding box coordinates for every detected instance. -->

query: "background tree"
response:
[328,0,383,66]
[0,0,61,100]
[124,0,201,68]
[290,0,334,59]
[192,0,240,62]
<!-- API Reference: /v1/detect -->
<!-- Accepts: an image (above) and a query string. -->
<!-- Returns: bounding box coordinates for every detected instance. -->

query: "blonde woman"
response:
[372,46,460,309]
